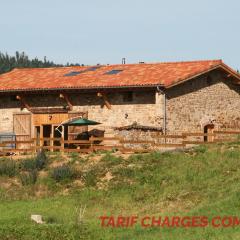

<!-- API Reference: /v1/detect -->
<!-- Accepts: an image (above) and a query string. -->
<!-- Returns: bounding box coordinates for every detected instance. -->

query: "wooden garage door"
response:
[13,113,32,148]
[68,112,88,140]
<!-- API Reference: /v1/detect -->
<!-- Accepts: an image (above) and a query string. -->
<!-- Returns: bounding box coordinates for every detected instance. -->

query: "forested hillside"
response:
[0,51,81,74]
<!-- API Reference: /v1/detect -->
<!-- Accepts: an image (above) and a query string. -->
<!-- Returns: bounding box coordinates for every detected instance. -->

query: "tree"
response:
[0,51,82,74]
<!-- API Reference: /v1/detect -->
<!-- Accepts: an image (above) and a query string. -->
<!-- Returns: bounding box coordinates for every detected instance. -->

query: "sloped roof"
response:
[0,59,239,92]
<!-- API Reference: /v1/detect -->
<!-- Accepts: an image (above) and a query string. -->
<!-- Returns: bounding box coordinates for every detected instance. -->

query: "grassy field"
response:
[0,142,240,239]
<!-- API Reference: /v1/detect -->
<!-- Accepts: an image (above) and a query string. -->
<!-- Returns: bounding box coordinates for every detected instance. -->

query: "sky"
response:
[1,0,240,69]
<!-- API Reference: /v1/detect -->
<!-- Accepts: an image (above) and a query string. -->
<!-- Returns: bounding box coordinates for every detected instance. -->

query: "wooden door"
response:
[68,112,88,140]
[13,113,32,149]
[204,124,214,142]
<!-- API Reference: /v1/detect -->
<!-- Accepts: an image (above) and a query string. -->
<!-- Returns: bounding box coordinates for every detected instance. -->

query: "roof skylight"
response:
[64,71,82,77]
[64,66,102,77]
[87,66,102,71]
[104,69,123,75]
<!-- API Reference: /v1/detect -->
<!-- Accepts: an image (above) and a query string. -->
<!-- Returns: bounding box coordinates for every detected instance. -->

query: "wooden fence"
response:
[0,130,239,155]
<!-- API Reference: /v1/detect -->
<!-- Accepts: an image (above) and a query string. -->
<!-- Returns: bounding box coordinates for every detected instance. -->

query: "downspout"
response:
[157,86,167,136]
[163,92,166,136]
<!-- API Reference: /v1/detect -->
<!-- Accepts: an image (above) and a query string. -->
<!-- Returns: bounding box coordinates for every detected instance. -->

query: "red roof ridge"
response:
[12,66,89,71]
[102,59,223,67]
[138,59,222,65]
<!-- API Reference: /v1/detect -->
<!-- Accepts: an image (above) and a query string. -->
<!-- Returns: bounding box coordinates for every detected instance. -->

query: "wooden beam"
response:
[157,134,184,139]
[59,93,73,111]
[182,132,216,137]
[40,125,43,147]
[50,125,54,152]
[97,92,111,109]
[214,130,240,134]
[61,125,65,152]
[16,95,31,111]
[183,141,216,145]
[90,137,122,141]
[120,140,154,145]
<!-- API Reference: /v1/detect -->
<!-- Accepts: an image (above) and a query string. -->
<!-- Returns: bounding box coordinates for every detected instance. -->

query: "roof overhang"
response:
[220,63,240,84]
[0,84,163,95]
[165,63,240,88]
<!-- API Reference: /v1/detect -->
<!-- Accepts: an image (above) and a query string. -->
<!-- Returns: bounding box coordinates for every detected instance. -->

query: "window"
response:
[123,92,133,102]
[104,69,123,75]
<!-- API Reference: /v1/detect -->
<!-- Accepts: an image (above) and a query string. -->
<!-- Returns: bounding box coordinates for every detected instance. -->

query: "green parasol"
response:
[63,118,101,126]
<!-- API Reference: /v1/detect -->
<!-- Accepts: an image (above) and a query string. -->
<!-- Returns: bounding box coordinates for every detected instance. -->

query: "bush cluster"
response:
[20,151,47,171]
[19,170,38,186]
[35,150,48,170]
[0,150,82,186]
[51,165,77,182]
[19,159,36,171]
[0,150,48,186]
[0,160,17,177]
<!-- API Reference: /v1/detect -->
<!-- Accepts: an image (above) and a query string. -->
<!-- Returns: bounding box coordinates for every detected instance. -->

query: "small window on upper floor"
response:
[123,92,133,102]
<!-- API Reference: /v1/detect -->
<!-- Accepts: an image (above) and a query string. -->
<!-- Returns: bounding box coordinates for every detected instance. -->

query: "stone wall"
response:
[115,129,166,143]
[166,71,240,134]
[0,91,164,135]
[71,91,164,133]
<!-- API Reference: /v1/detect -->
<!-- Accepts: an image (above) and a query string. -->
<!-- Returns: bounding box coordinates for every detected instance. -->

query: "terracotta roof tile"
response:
[0,59,237,92]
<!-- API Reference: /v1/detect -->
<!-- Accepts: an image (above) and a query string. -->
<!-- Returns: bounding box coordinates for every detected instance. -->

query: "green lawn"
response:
[0,142,240,239]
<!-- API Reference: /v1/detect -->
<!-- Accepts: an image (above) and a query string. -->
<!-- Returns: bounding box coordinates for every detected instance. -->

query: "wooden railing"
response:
[0,130,239,154]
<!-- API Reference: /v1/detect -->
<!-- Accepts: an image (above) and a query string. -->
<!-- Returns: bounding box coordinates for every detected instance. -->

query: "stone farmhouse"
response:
[0,59,239,143]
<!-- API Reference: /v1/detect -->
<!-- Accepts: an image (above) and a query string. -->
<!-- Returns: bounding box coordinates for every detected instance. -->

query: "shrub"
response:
[35,150,47,170]
[19,170,38,185]
[51,165,76,182]
[19,158,36,171]
[19,151,47,172]
[0,160,17,177]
